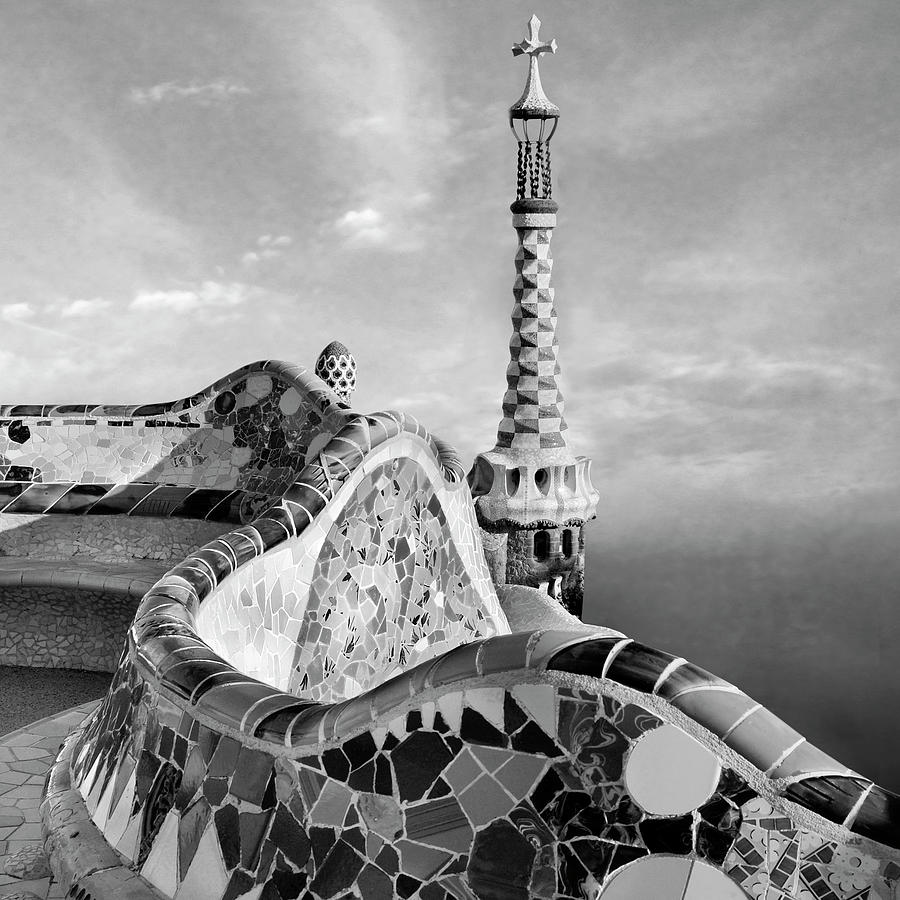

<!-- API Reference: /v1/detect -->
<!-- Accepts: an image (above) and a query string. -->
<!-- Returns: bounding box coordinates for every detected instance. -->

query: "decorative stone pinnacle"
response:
[510,14,559,120]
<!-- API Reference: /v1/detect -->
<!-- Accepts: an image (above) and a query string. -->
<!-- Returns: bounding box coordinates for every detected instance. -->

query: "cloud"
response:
[129,80,250,106]
[0,302,35,321]
[58,297,112,317]
[334,208,388,247]
[240,234,292,267]
[130,281,257,313]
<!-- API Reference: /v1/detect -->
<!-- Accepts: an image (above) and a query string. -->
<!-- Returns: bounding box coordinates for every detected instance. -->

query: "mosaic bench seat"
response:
[0,557,170,598]
[0,557,172,671]
[37,402,900,900]
[0,361,355,674]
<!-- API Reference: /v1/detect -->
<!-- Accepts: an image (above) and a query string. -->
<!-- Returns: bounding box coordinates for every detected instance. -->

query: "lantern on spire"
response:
[510,14,558,201]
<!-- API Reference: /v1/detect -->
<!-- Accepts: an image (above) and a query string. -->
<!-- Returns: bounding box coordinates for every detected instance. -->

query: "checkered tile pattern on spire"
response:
[496,221,569,450]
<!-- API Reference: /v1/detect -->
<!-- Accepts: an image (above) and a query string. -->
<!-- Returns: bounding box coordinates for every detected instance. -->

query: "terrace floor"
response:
[0,702,97,900]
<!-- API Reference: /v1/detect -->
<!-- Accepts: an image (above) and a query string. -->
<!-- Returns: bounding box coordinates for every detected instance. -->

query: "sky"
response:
[2,2,900,783]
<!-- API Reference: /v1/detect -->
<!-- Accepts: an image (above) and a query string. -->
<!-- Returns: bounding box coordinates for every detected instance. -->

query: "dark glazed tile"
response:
[358,865,394,900]
[166,487,233,519]
[215,803,241,870]
[639,815,694,854]
[460,708,508,748]
[849,785,900,848]
[468,819,536,900]
[479,632,534,676]
[253,515,293,550]
[280,482,327,517]
[723,706,804,772]
[309,840,363,898]
[696,821,739,864]
[253,702,319,742]
[767,740,851,780]
[231,745,276,805]
[161,658,236,702]
[782,776,871,825]
[603,642,677,693]
[546,637,622,677]
[671,689,760,739]
[208,735,241,777]
[130,485,196,517]
[510,721,562,757]
[178,797,211,881]
[85,482,157,514]
[203,777,229,805]
[222,869,255,900]
[239,809,274,870]
[0,482,25,511]
[44,483,112,514]
[271,865,308,899]
[190,547,236,583]
[655,659,731,699]
[3,482,74,513]
[204,490,245,523]
[396,874,422,898]
[392,732,455,802]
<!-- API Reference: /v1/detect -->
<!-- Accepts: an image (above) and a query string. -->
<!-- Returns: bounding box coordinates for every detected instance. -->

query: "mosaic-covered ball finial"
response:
[315,340,357,403]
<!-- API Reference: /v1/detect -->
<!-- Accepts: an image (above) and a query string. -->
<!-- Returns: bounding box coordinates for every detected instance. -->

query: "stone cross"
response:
[511,14,557,62]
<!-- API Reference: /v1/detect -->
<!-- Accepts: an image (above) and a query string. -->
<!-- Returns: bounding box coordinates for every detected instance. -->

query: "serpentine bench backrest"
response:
[194,410,510,703]
[0,361,348,502]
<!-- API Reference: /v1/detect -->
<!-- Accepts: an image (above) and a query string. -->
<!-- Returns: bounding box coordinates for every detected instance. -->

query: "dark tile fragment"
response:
[240,810,273,870]
[358,865,394,900]
[392,731,454,802]
[639,815,693,854]
[468,819,536,900]
[270,805,311,869]
[460,708,507,748]
[215,803,241,870]
[309,841,363,898]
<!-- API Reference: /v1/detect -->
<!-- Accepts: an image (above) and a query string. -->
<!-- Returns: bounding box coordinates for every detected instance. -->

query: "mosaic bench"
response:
[35,398,900,900]
[0,361,355,674]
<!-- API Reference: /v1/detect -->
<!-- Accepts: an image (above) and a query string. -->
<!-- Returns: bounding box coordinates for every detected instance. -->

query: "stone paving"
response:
[0,702,98,900]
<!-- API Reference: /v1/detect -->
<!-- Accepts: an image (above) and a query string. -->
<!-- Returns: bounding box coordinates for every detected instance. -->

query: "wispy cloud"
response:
[0,302,35,321]
[129,79,250,106]
[130,281,257,313]
[58,297,112,317]
[240,234,292,267]
[334,208,388,247]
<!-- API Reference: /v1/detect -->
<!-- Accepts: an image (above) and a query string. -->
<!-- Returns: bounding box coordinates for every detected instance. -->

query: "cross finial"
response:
[509,14,560,121]
[511,14,557,61]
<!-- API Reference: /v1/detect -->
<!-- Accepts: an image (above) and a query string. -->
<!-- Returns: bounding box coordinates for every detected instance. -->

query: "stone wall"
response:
[0,515,227,563]
[0,585,137,670]
[504,524,586,616]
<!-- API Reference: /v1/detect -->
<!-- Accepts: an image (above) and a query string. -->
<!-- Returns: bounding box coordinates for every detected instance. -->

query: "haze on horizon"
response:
[1,1,899,787]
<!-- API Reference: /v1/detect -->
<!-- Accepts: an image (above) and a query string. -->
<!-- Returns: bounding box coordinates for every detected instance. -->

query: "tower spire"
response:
[468,15,598,618]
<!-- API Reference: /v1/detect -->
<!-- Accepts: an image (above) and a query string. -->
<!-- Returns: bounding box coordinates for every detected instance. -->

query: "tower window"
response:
[534,530,550,560]
[562,529,573,558]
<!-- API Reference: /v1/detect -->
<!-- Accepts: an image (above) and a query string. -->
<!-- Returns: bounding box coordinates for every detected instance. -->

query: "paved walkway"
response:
[0,702,98,900]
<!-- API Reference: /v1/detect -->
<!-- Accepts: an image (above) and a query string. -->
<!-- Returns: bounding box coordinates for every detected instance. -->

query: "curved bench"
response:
[40,408,900,900]
[0,360,355,674]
